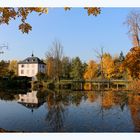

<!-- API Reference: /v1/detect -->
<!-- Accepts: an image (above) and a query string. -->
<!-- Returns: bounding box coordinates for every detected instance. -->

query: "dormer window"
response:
[26,59,29,62]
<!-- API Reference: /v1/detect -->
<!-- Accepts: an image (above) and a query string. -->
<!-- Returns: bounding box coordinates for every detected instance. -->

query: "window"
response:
[32,64,35,68]
[27,64,29,68]
[21,70,24,74]
[21,64,24,68]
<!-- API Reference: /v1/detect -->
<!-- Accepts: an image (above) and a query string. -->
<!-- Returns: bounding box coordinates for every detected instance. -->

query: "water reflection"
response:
[128,94,140,132]
[18,90,44,112]
[45,91,66,131]
[0,90,20,101]
[0,89,140,132]
[87,91,97,103]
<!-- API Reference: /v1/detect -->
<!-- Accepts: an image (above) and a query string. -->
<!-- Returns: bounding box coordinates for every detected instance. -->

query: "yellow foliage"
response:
[102,54,115,79]
[84,60,98,80]
[8,60,18,75]
[84,83,92,90]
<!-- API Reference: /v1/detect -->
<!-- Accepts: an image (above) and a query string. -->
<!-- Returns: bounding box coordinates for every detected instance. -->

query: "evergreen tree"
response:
[70,57,83,80]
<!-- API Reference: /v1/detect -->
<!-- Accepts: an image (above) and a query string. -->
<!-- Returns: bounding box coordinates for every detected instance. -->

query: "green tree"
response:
[0,60,9,77]
[70,57,84,80]
[113,52,125,79]
[119,51,125,62]
[36,72,47,81]
[61,56,71,79]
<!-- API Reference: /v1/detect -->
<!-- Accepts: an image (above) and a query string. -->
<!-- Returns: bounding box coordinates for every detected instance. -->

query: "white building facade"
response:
[18,91,38,104]
[18,54,46,79]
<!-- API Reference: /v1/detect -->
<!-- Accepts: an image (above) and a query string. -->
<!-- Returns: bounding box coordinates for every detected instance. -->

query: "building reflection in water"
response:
[18,90,44,112]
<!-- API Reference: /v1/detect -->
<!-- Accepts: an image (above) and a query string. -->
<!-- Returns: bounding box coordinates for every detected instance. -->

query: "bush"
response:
[36,72,47,81]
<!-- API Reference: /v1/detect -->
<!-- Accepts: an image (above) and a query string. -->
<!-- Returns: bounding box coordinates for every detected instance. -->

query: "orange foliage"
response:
[0,8,48,33]
[84,60,98,80]
[46,57,55,79]
[123,47,140,79]
[84,83,92,90]
[102,91,114,109]
[128,94,140,132]
[87,91,97,103]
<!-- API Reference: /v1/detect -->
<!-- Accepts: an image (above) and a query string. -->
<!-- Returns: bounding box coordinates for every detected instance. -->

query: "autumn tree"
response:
[45,40,63,81]
[125,10,140,47]
[0,8,101,34]
[84,60,98,80]
[123,47,140,79]
[8,60,18,76]
[46,57,55,79]
[102,53,115,79]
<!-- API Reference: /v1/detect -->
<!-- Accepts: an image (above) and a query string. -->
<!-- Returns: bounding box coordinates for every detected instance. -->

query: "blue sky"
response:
[0,8,138,62]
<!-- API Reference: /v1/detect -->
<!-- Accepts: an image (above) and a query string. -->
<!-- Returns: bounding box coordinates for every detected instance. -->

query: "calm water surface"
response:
[0,90,139,132]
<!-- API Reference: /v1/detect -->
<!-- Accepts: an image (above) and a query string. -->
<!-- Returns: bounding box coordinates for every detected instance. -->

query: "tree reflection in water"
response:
[87,91,98,103]
[45,91,67,132]
[1,87,140,132]
[0,90,20,101]
[100,91,128,111]
[128,93,140,132]
[71,91,85,106]
[45,90,86,131]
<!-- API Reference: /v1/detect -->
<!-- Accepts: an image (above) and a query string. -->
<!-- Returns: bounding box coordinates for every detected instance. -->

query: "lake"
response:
[0,89,139,132]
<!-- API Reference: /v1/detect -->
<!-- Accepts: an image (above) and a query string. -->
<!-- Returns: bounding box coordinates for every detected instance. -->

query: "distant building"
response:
[18,53,46,80]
